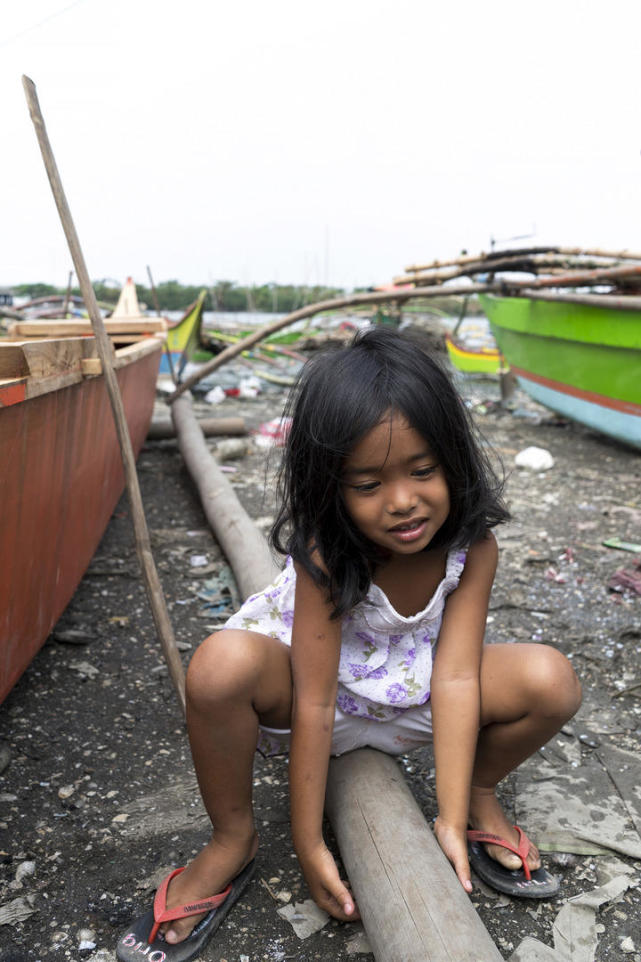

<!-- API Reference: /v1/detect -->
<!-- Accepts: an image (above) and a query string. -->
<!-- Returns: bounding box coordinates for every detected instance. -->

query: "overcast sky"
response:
[2,0,640,291]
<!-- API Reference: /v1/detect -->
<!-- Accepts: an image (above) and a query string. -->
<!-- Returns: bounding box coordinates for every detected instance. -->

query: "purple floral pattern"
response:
[223,549,467,723]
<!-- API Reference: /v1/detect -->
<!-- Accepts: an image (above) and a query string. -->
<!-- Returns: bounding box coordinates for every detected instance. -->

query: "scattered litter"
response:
[238,375,262,398]
[0,895,37,926]
[15,861,35,884]
[253,417,293,448]
[214,438,249,462]
[603,537,641,553]
[514,446,555,471]
[515,747,641,858]
[607,562,641,596]
[276,899,329,939]
[68,661,100,681]
[189,554,209,567]
[204,385,226,405]
[509,937,560,961]
[553,873,636,960]
[197,565,242,614]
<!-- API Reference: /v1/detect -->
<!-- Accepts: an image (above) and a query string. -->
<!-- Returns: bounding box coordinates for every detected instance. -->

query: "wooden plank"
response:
[8,318,167,337]
[326,750,503,962]
[81,337,163,376]
[0,337,89,379]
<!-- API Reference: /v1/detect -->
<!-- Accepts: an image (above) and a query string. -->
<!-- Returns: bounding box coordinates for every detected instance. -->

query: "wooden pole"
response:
[22,75,186,717]
[147,415,246,441]
[61,269,73,318]
[405,245,641,274]
[171,397,503,961]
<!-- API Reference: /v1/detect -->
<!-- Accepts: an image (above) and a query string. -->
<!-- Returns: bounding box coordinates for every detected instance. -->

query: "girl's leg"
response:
[469,643,581,871]
[161,629,293,945]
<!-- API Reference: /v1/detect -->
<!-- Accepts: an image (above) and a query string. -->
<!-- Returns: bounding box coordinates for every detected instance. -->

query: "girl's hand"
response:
[433,815,473,894]
[297,842,361,922]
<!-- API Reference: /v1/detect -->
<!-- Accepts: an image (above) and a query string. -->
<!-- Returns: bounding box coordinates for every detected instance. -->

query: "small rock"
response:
[54,629,94,645]
[620,936,635,953]
[58,784,76,800]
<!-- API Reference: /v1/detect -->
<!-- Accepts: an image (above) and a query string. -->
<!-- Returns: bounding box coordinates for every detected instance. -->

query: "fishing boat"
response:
[444,332,503,375]
[479,293,641,450]
[0,322,164,703]
[161,289,210,374]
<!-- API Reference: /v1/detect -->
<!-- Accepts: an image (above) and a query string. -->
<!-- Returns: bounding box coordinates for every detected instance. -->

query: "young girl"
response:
[118,327,581,961]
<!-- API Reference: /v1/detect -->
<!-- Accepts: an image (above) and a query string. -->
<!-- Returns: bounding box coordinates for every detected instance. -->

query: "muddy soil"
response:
[1,361,640,962]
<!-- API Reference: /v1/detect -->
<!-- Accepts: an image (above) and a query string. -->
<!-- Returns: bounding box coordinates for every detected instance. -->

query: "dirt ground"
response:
[1,340,640,962]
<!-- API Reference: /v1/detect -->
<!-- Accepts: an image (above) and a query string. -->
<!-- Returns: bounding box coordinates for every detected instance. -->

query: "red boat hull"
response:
[0,344,160,702]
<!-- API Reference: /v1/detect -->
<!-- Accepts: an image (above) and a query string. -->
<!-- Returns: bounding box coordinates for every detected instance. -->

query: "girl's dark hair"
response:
[271,326,509,616]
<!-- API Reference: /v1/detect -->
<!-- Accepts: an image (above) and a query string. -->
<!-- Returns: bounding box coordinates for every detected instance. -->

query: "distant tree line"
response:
[10,280,348,313]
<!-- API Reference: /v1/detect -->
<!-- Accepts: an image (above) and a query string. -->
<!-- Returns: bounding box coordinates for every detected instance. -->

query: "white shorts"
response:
[258,702,433,758]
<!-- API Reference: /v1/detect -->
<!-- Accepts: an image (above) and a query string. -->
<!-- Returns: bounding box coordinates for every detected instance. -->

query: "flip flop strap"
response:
[467,825,532,881]
[148,867,232,943]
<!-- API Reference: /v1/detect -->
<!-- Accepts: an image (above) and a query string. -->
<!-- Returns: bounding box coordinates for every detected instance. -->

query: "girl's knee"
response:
[186,630,259,708]
[529,646,582,720]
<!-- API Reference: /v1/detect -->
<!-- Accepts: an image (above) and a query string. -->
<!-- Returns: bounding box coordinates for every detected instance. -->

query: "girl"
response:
[118,328,581,961]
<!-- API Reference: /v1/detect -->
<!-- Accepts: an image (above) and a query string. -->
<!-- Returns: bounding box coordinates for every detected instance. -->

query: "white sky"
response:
[2,0,640,290]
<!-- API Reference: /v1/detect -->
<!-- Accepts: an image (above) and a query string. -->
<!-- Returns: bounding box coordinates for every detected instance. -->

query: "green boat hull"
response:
[479,294,641,450]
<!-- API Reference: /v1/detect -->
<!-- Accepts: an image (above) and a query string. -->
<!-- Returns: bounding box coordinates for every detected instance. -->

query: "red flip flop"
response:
[116,859,256,962]
[467,826,559,898]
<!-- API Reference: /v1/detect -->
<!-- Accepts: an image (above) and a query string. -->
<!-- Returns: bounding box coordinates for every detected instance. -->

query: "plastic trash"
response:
[514,446,555,471]
[254,417,293,448]
[204,385,226,405]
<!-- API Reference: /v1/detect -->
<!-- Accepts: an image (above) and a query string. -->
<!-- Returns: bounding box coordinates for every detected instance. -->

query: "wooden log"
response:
[326,750,503,962]
[147,415,246,440]
[171,393,503,962]
[23,75,186,716]
[170,394,277,598]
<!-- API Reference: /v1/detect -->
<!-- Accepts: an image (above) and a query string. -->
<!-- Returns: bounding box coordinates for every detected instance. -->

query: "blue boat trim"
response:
[514,370,641,450]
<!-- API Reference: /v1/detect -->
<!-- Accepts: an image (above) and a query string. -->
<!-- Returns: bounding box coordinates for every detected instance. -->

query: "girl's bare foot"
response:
[159,830,258,945]
[468,786,541,874]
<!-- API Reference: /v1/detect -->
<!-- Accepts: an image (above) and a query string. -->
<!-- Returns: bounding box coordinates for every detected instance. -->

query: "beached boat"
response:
[0,326,164,703]
[444,332,503,375]
[162,289,210,374]
[480,293,641,450]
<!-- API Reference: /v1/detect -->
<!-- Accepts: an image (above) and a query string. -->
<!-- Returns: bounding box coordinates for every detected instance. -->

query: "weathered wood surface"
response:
[23,75,186,715]
[170,394,503,962]
[170,394,277,598]
[147,415,246,440]
[8,318,167,337]
[326,750,503,962]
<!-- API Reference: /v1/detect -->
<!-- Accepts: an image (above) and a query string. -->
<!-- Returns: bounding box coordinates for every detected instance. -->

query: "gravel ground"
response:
[1,354,640,962]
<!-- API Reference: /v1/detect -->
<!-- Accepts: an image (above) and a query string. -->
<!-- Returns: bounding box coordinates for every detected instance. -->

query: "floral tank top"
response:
[223,548,467,722]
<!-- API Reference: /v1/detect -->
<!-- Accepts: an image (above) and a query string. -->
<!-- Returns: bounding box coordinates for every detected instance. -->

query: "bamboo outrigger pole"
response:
[22,76,186,717]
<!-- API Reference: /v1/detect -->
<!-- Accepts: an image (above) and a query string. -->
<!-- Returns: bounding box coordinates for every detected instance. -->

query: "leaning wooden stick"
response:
[22,75,186,716]
[167,282,491,401]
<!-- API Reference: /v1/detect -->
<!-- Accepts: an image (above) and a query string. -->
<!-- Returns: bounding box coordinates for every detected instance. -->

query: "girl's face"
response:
[341,411,450,557]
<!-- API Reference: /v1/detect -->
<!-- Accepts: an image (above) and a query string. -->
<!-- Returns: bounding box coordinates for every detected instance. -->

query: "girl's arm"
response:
[289,560,358,921]
[430,532,498,891]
